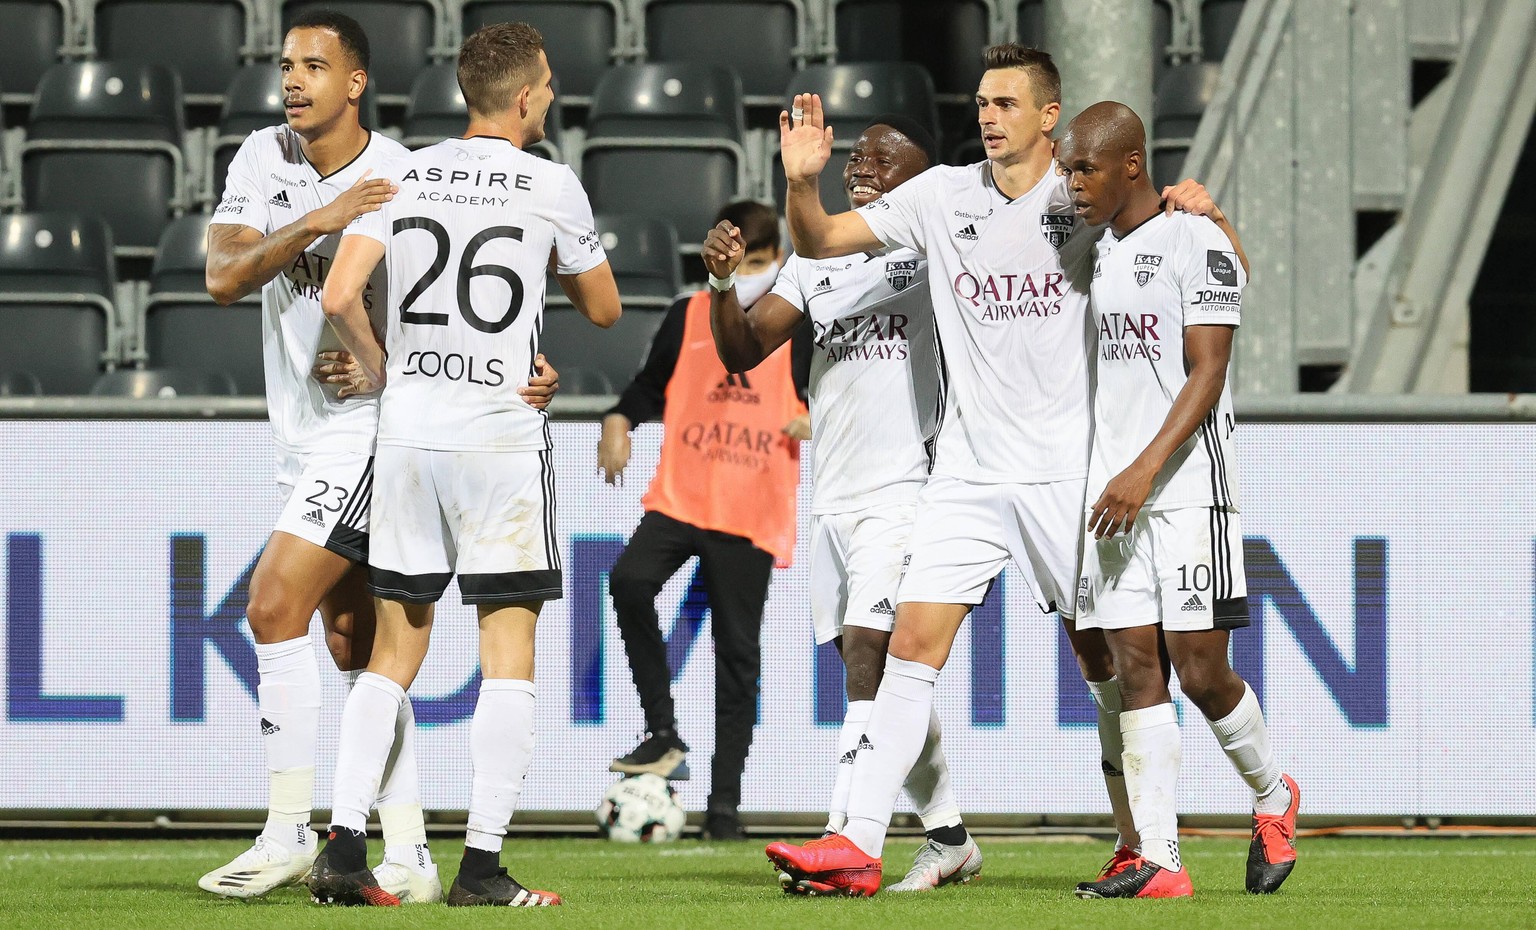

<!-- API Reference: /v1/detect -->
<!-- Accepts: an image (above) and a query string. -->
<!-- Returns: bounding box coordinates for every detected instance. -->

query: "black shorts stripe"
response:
[368,567,452,603]
[927,319,949,474]
[324,522,368,563]
[339,457,374,528]
[538,445,560,571]
[1214,596,1250,629]
[459,568,563,605]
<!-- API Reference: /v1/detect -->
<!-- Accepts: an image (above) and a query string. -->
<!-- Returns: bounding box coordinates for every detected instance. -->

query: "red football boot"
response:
[1247,773,1300,894]
[1075,856,1194,899]
[1096,844,1139,881]
[765,834,882,897]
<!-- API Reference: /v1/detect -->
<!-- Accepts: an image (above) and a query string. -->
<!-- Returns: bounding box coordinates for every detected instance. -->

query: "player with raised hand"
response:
[1060,102,1296,900]
[306,21,619,908]
[198,10,439,902]
[764,46,1246,897]
[707,116,982,893]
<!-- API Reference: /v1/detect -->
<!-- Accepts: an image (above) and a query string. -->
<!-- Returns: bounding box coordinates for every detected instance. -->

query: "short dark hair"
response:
[982,43,1060,107]
[715,200,779,253]
[458,22,545,117]
[288,10,370,71]
[865,114,938,169]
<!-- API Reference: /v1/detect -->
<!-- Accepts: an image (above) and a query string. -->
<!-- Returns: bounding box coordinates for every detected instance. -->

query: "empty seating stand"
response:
[281,0,445,102]
[0,0,73,103]
[459,0,624,102]
[89,0,255,103]
[21,61,188,257]
[643,0,807,105]
[403,62,559,159]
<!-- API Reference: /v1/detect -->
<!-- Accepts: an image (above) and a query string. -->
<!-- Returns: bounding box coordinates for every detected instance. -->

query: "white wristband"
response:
[708,271,736,292]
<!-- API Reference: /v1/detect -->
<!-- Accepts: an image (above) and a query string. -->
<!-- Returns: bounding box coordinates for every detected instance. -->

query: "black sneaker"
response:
[307,828,400,907]
[609,729,690,779]
[702,812,745,841]
[447,868,561,907]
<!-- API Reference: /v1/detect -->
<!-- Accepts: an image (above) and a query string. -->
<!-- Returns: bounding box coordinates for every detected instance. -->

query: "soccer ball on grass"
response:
[596,774,688,843]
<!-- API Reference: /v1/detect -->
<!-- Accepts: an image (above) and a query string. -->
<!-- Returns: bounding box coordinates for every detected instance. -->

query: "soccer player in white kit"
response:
[765,46,1246,896]
[709,117,981,893]
[1059,102,1297,900]
[307,22,620,907]
[198,12,443,901]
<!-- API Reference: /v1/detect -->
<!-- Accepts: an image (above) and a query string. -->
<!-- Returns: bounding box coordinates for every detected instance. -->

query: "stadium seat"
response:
[1202,0,1246,62]
[0,371,45,396]
[1154,61,1221,141]
[832,0,989,98]
[210,64,381,203]
[90,0,253,101]
[1016,0,1042,47]
[642,0,806,104]
[21,62,187,258]
[0,0,71,102]
[403,63,560,159]
[90,368,239,397]
[787,63,938,145]
[540,305,666,395]
[144,215,265,395]
[459,0,624,101]
[0,212,119,395]
[581,64,747,249]
[281,0,444,100]
[548,214,680,310]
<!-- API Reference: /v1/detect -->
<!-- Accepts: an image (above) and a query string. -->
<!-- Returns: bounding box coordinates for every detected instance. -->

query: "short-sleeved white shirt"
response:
[770,248,938,514]
[347,136,607,452]
[855,162,1094,484]
[214,126,405,455]
[1087,211,1245,510]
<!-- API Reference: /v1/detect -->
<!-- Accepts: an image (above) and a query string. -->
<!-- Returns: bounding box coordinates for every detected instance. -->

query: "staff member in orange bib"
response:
[598,199,810,841]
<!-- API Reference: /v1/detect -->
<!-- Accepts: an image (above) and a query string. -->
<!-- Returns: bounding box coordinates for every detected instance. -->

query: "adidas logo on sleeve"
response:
[869,598,895,616]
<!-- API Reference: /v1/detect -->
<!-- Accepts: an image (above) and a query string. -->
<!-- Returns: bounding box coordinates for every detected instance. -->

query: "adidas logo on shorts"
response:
[302,508,326,527]
[260,717,281,735]
[839,748,858,764]
[857,735,873,751]
[955,223,978,240]
[870,598,895,616]
[1181,594,1205,612]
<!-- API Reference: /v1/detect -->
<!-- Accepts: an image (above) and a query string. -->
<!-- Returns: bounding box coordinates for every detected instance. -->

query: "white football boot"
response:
[886,835,984,893]
[373,852,443,904]
[197,831,318,898]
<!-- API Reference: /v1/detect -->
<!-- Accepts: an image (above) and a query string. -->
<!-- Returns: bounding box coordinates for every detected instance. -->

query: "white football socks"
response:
[377,695,432,871]
[329,672,406,834]
[826,699,872,834]
[1086,676,1139,849]
[1121,703,1182,873]
[255,635,321,851]
[906,706,961,831]
[1207,683,1290,815]
[465,679,537,854]
[842,656,939,859]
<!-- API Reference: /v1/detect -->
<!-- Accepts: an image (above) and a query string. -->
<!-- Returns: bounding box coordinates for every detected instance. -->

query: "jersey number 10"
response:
[392,216,526,334]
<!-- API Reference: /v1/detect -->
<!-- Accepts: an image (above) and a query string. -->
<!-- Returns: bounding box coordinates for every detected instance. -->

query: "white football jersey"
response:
[1087,211,1245,511]
[348,136,607,452]
[856,162,1094,484]
[215,126,405,455]
[770,248,938,515]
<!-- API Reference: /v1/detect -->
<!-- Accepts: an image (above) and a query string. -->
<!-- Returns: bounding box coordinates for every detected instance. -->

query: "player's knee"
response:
[324,627,360,670]
[1069,631,1116,682]
[245,583,303,641]
[1174,661,1241,714]
[842,636,888,701]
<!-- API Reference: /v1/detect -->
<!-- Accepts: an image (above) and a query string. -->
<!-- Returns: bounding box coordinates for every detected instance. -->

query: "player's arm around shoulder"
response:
[320,232,388,390]
[1161,178,1250,278]
[703,221,804,372]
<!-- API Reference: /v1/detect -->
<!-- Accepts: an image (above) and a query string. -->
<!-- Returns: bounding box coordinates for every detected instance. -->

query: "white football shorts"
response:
[897,474,1085,618]
[367,445,562,605]
[809,500,916,645]
[273,448,372,563]
[1076,505,1249,632]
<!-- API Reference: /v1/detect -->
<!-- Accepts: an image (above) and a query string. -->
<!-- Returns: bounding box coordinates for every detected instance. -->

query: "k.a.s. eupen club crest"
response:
[885,259,919,292]
[1040,214,1073,249]
[1133,253,1164,287]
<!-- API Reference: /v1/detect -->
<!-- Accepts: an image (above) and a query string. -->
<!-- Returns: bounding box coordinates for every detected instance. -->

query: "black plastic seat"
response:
[92,0,253,100]
[90,368,239,397]
[833,0,988,97]
[643,0,806,103]
[1017,0,1043,46]
[788,63,938,144]
[1202,0,1246,61]
[281,0,443,100]
[0,371,45,396]
[461,0,623,100]
[210,63,381,202]
[540,306,666,395]
[144,215,265,395]
[0,212,118,394]
[403,63,560,159]
[0,0,71,102]
[548,214,680,310]
[582,64,747,247]
[1154,61,1221,141]
[21,62,187,257]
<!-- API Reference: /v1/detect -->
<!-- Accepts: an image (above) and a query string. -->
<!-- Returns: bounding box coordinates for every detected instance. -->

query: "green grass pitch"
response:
[2,835,1533,930]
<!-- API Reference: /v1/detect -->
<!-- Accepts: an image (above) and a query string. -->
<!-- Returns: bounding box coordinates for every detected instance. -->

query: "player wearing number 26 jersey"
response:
[312,23,620,909]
